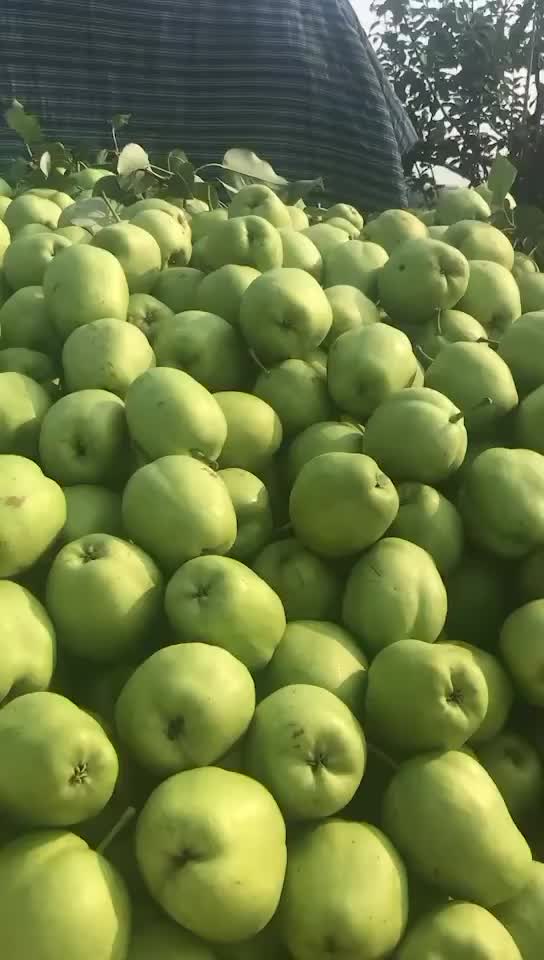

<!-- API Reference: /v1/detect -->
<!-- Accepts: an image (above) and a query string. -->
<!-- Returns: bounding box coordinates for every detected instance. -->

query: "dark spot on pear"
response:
[167,715,185,741]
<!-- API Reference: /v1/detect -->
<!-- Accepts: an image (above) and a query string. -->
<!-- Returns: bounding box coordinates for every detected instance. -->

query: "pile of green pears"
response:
[1,166,544,959]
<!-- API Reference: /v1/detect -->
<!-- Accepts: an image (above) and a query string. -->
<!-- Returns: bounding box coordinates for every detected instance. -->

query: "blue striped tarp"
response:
[0,0,418,212]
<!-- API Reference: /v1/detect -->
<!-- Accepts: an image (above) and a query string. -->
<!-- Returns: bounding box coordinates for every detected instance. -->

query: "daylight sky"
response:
[350,0,374,30]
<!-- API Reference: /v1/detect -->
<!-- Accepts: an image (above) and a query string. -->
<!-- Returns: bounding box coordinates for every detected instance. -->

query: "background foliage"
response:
[370,0,544,205]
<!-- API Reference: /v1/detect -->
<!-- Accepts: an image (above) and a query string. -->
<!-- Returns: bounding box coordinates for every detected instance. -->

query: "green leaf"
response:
[111,113,131,131]
[117,143,150,176]
[4,100,43,144]
[39,151,52,178]
[513,204,544,237]
[92,175,136,205]
[96,149,110,165]
[279,177,325,205]
[487,155,517,205]
[61,196,121,229]
[222,148,288,186]
[167,149,190,175]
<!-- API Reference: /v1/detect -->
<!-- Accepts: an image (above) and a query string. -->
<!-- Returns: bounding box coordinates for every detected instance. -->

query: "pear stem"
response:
[96,807,136,855]
[249,349,270,375]
[415,344,433,364]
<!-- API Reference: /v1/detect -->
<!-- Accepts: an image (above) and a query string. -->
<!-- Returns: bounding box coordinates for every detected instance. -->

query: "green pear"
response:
[214,391,283,476]
[383,750,532,906]
[342,537,447,656]
[476,732,544,823]
[67,165,110,189]
[190,207,228,242]
[61,484,123,542]
[0,176,13,198]
[217,468,273,561]
[4,193,62,234]
[363,208,428,252]
[500,600,544,705]
[511,382,544,452]
[0,454,66,578]
[253,359,333,439]
[62,316,155,396]
[0,197,11,224]
[253,537,342,621]
[327,322,418,420]
[0,285,59,355]
[279,819,408,960]
[239,267,332,363]
[425,341,518,435]
[0,580,56,706]
[0,691,118,825]
[153,309,251,392]
[323,216,361,238]
[436,186,491,224]
[152,266,204,312]
[322,239,389,297]
[517,272,544,313]
[91,221,162,294]
[115,643,255,776]
[363,387,468,484]
[428,223,448,239]
[245,684,366,818]
[397,901,522,959]
[125,366,227,462]
[513,251,538,276]
[445,550,514,648]
[46,533,163,662]
[416,309,488,366]
[365,639,488,754]
[289,451,399,557]
[126,292,174,343]
[43,245,130,340]
[121,197,190,225]
[128,913,217,960]
[378,238,470,324]
[122,455,237,571]
[135,767,287,942]
[456,260,522,338]
[165,555,286,672]
[285,419,364,486]
[324,284,380,346]
[286,205,310,230]
[195,265,260,326]
[130,208,192,267]
[498,310,544,396]
[322,202,364,230]
[39,389,129,485]
[277,228,322,279]
[0,347,58,387]
[0,829,131,960]
[259,619,367,715]
[493,859,544,960]
[389,482,464,575]
[0,371,51,458]
[206,215,283,272]
[458,447,544,557]
[228,184,291,227]
[444,219,515,268]
[442,642,514,744]
[55,224,92,243]
[302,222,349,256]
[3,232,72,290]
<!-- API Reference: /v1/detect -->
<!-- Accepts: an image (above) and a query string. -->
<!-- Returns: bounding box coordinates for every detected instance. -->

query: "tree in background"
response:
[370,0,544,205]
